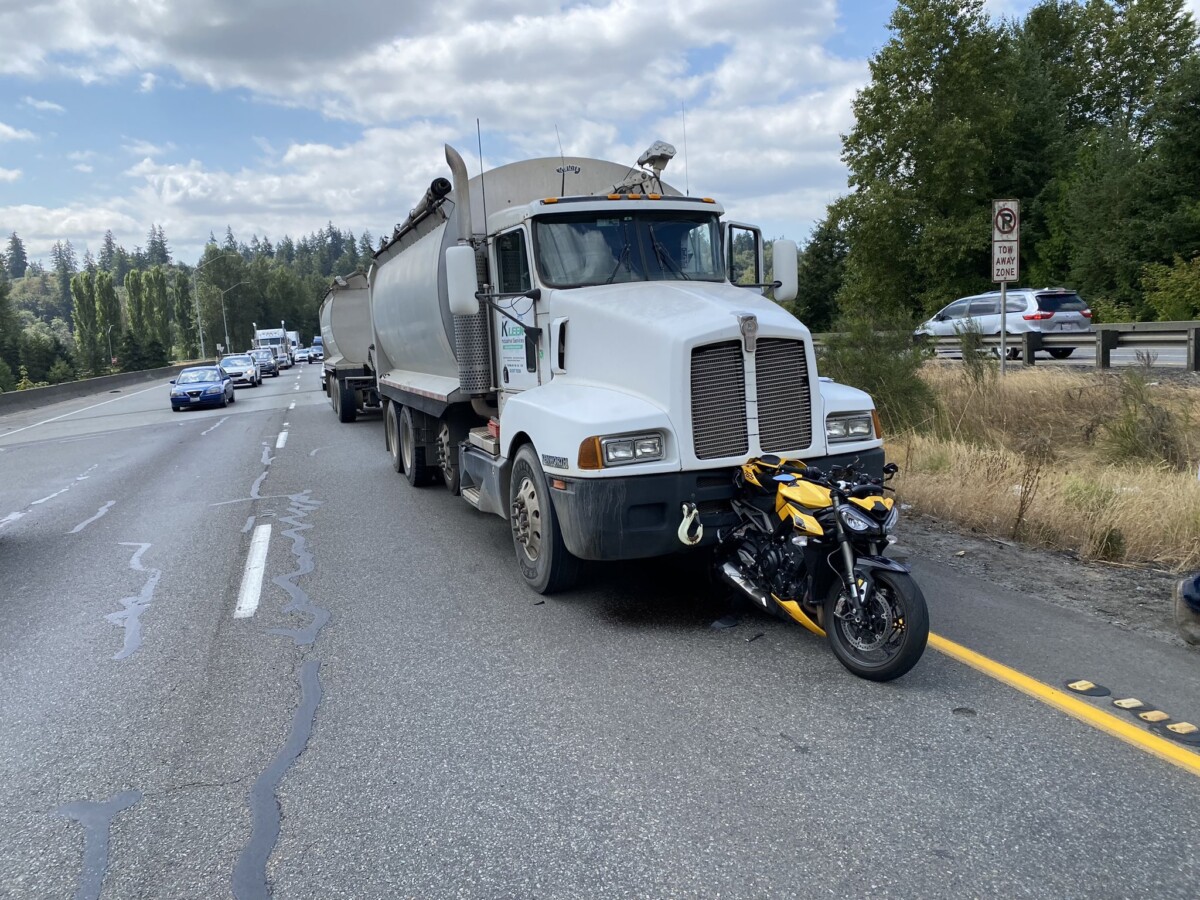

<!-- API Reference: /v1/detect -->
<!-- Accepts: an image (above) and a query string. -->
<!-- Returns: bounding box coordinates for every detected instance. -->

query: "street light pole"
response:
[106,324,115,370]
[218,281,249,354]
[191,250,241,360]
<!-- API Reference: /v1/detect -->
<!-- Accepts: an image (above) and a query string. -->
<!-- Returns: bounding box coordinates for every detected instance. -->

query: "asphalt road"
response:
[1,364,1197,899]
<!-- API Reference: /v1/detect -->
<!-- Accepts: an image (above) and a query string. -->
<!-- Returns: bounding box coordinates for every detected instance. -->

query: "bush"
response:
[818,312,936,434]
[1098,372,1187,469]
[47,358,75,384]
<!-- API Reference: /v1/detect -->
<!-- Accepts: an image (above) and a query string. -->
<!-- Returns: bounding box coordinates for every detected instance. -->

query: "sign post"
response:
[992,200,1020,375]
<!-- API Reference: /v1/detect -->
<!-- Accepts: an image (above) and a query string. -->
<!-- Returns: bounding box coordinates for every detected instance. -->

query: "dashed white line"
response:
[275,431,288,449]
[242,515,256,533]
[201,416,229,436]
[288,402,295,410]
[68,500,116,534]
[234,524,272,619]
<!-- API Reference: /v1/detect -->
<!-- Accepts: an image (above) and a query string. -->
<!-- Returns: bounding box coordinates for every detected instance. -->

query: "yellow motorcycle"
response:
[715,455,928,681]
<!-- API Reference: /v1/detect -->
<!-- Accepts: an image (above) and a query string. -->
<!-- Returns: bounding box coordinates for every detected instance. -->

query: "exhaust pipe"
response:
[445,144,472,242]
[718,561,773,611]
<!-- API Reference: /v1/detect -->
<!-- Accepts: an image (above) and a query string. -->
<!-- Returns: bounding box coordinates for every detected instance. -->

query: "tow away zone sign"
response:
[992,199,1019,283]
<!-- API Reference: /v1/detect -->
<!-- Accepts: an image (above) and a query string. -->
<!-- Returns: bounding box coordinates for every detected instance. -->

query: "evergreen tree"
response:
[146,224,171,266]
[125,269,148,340]
[99,230,116,272]
[358,231,374,261]
[223,226,238,252]
[6,232,27,279]
[0,276,19,371]
[70,272,102,374]
[50,240,78,320]
[145,265,171,354]
[172,275,197,359]
[795,216,849,332]
[95,271,121,368]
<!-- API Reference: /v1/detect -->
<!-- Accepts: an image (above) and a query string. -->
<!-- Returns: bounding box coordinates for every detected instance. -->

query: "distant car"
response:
[274,347,292,369]
[295,347,310,363]
[310,346,324,361]
[170,367,235,411]
[249,348,279,377]
[915,287,1093,360]
[219,354,261,387]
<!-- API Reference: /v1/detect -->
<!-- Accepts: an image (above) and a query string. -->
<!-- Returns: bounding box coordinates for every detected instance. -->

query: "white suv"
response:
[916,288,1092,359]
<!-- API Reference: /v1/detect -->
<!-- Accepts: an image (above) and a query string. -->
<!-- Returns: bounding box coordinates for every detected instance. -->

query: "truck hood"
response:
[544,280,812,407]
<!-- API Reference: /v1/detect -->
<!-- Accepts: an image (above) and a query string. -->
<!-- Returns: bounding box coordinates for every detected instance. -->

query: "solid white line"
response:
[234,524,272,619]
[275,431,288,449]
[201,416,229,436]
[0,383,164,438]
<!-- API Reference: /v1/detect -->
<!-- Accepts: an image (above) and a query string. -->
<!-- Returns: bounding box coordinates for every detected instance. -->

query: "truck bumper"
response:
[548,446,885,561]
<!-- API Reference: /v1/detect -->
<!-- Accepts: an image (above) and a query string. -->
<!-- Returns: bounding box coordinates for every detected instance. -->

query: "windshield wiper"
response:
[605,241,631,284]
[648,225,689,279]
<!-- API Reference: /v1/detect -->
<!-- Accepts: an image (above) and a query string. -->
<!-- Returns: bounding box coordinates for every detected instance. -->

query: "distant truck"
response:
[329,142,883,593]
[287,331,300,358]
[319,273,380,421]
[252,328,292,368]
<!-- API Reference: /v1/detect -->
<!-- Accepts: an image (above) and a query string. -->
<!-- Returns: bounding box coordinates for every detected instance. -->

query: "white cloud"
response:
[139,72,157,92]
[0,167,22,182]
[0,203,141,259]
[67,150,96,162]
[0,121,35,141]
[73,163,94,173]
[123,138,175,157]
[21,96,65,113]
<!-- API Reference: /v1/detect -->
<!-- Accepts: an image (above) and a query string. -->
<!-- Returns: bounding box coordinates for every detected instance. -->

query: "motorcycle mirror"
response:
[882,462,899,481]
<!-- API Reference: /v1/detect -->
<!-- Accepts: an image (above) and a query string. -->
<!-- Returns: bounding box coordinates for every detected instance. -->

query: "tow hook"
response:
[677,502,703,546]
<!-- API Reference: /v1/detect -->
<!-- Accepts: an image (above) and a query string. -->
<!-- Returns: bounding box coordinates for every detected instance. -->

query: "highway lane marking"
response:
[288,402,295,410]
[234,524,272,619]
[201,416,229,436]
[0,383,163,438]
[242,515,256,533]
[275,431,288,449]
[929,633,1200,778]
[68,500,117,534]
[1,464,101,530]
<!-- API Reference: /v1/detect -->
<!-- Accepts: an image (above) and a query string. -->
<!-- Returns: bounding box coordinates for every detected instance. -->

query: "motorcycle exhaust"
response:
[718,561,773,612]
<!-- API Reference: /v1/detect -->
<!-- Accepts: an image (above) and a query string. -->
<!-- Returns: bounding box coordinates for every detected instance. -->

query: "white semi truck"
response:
[319,272,380,421]
[252,327,292,369]
[354,142,883,593]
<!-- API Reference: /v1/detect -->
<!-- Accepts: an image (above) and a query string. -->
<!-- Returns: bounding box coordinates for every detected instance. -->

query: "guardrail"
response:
[815,321,1199,371]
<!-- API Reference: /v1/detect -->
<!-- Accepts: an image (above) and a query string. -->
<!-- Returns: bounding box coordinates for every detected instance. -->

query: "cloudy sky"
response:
[2,0,1174,266]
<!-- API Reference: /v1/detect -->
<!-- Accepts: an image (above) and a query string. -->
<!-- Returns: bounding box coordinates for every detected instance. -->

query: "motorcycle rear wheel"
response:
[824,570,929,682]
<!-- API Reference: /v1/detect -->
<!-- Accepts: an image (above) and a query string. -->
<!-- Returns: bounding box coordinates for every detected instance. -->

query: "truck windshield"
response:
[533,210,722,287]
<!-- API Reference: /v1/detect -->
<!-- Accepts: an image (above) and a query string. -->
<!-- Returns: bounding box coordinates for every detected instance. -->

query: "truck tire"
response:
[338,380,357,423]
[437,417,468,496]
[400,405,434,486]
[509,444,580,594]
[386,401,404,474]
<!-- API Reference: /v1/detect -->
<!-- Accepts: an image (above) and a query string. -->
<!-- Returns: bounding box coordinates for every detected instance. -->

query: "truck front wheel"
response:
[509,445,580,594]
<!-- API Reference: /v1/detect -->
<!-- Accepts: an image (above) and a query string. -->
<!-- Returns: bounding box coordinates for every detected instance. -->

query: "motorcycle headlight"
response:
[826,411,875,443]
[840,505,879,533]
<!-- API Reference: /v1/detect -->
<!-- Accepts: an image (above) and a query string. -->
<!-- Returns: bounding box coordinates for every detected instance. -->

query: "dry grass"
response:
[889,365,1200,570]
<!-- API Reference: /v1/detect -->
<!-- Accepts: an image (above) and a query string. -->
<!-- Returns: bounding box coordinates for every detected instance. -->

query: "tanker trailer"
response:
[370,142,883,594]
[319,272,380,422]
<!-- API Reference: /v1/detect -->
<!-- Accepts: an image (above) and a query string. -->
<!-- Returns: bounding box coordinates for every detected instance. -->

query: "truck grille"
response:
[756,338,813,452]
[691,341,748,459]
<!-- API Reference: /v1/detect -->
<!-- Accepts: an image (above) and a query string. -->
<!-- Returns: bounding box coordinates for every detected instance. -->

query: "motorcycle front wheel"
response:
[824,569,929,682]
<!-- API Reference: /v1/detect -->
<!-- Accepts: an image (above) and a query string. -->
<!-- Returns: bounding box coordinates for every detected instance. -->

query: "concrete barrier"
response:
[0,363,199,415]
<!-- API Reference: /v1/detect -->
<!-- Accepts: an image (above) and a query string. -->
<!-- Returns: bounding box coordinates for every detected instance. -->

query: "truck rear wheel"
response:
[338,380,357,423]
[509,444,580,594]
[400,406,434,486]
[386,402,404,474]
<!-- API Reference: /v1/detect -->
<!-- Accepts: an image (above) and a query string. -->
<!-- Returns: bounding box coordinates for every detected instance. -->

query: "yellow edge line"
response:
[928,632,1200,778]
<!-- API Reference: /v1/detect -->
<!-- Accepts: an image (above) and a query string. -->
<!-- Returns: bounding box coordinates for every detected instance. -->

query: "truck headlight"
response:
[579,432,666,468]
[826,411,875,443]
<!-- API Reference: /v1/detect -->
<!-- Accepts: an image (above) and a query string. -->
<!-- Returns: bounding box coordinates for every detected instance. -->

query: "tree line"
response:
[0,223,375,391]
[794,0,1199,331]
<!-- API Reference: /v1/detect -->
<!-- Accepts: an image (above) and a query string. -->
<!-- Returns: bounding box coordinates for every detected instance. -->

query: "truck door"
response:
[492,228,541,393]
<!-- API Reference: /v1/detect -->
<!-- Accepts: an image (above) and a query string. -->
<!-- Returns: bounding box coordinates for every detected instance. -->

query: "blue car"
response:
[170,366,236,411]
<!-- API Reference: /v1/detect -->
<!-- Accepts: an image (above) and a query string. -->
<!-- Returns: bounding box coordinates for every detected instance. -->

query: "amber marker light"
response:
[578,436,603,470]
[872,409,883,439]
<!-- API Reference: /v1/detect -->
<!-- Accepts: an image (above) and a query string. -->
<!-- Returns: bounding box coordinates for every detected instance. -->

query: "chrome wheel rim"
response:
[511,476,542,563]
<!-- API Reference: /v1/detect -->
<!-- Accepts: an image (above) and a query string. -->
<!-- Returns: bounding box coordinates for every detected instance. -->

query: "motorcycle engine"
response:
[735,533,804,601]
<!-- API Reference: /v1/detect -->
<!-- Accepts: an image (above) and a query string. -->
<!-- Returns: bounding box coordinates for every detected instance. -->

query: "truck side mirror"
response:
[771,239,798,304]
[446,245,479,316]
